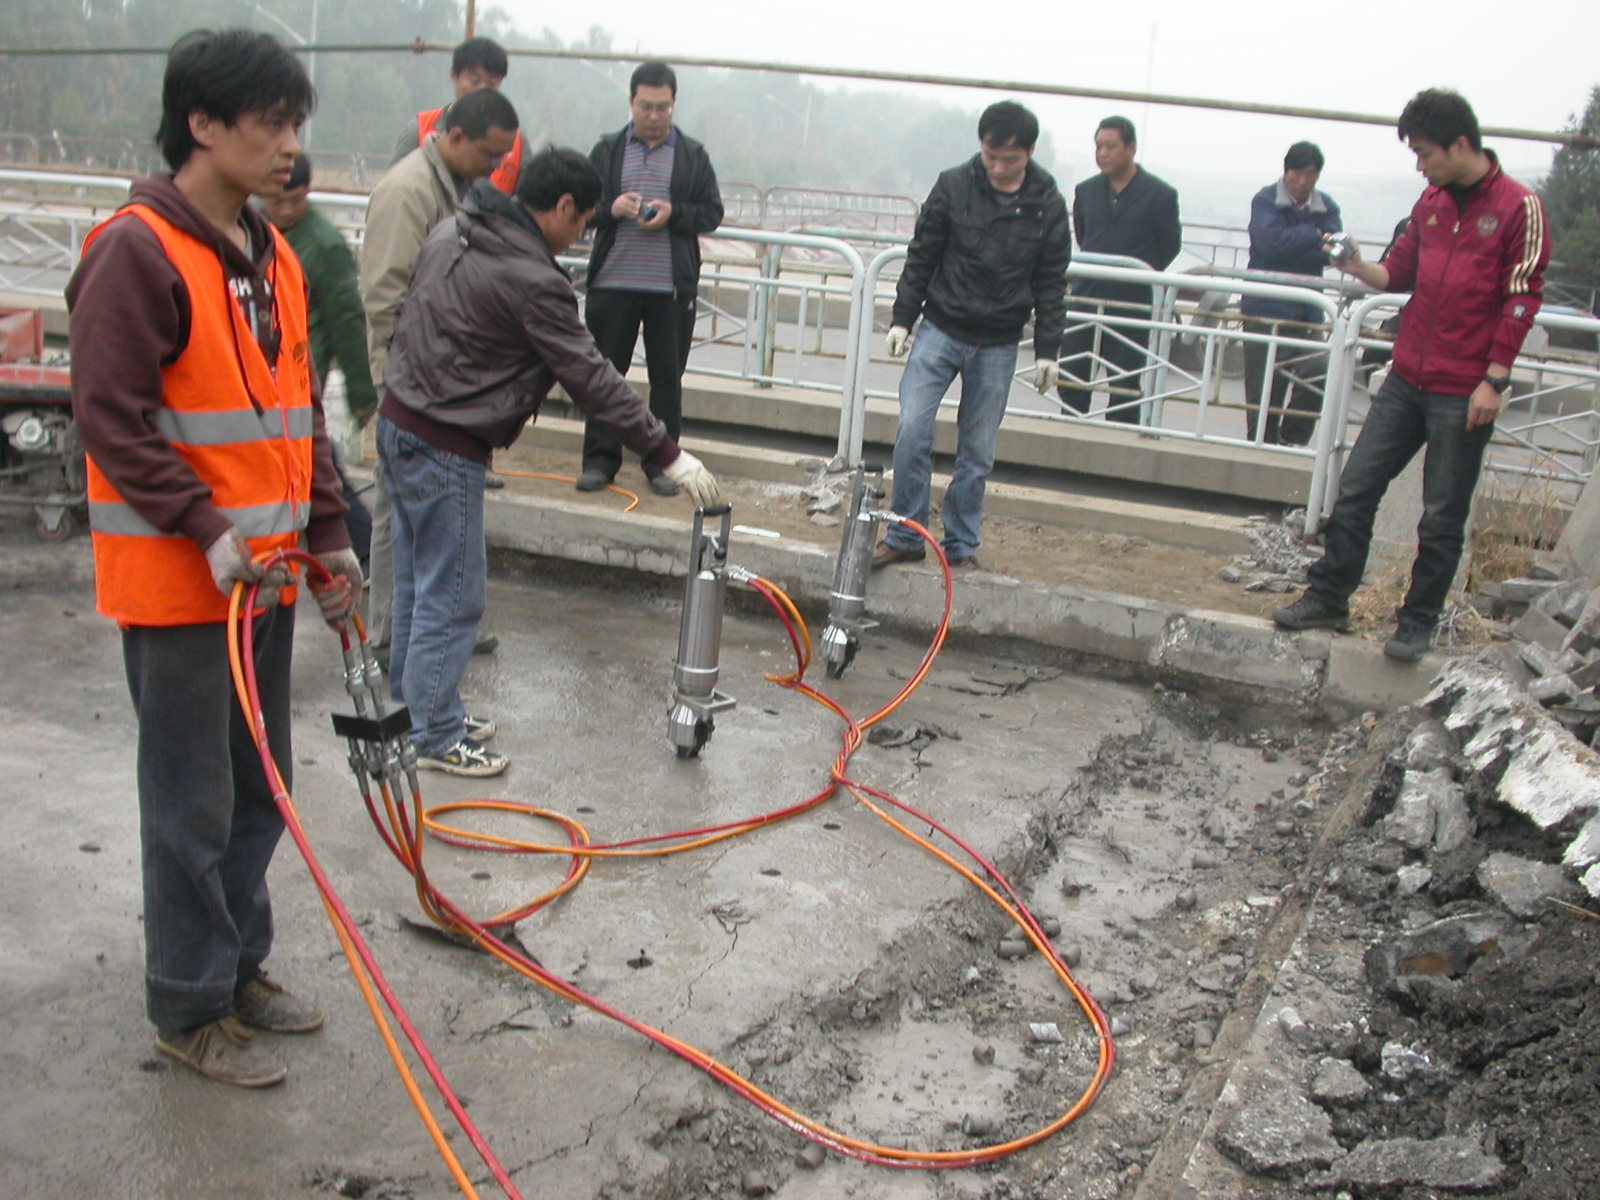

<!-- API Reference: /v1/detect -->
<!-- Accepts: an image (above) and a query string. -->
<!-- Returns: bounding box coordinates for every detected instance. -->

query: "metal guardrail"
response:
[5,168,1596,532]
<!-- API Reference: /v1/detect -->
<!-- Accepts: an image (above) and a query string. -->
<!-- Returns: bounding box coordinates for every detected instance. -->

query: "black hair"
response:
[452,37,508,79]
[1397,88,1482,153]
[516,146,602,214]
[978,101,1039,151]
[285,153,312,191]
[630,61,677,98]
[1096,116,1137,147]
[1283,141,1324,172]
[156,29,315,171]
[442,88,519,139]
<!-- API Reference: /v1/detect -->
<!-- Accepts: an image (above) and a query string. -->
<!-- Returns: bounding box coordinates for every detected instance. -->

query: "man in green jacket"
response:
[264,155,378,425]
[264,154,373,561]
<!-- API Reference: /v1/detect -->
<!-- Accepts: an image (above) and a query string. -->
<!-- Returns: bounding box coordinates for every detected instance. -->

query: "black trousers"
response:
[1243,337,1325,447]
[1307,373,1492,633]
[582,288,696,479]
[1055,292,1151,424]
[122,608,295,1032]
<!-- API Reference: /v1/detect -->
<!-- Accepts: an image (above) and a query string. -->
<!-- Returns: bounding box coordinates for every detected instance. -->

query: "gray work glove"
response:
[205,527,263,596]
[885,325,910,358]
[204,528,288,608]
[1033,360,1060,393]
[662,450,721,508]
[310,547,364,628]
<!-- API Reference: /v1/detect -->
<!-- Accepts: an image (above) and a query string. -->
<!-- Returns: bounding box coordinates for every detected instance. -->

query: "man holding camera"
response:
[1274,89,1549,662]
[576,61,724,497]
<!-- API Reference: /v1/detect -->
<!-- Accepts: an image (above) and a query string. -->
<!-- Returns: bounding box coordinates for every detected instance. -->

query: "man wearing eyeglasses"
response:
[575,61,723,497]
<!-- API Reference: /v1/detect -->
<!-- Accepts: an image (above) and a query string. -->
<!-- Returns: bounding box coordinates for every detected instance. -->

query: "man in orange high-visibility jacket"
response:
[391,35,527,195]
[68,29,361,1089]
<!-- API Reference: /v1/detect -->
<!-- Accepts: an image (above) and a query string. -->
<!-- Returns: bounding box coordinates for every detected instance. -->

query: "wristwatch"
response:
[1484,374,1512,395]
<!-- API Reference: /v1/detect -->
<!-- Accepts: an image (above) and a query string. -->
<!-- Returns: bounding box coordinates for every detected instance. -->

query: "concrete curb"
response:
[481,487,1437,719]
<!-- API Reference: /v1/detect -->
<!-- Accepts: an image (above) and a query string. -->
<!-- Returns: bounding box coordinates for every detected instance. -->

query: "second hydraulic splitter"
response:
[820,463,888,679]
[668,503,740,759]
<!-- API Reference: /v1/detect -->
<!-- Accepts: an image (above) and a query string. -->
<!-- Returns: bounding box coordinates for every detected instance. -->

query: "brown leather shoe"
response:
[156,1016,286,1088]
[872,542,926,569]
[948,556,982,571]
[234,972,325,1034]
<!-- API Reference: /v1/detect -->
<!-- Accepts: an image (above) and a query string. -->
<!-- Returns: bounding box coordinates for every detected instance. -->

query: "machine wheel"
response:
[35,507,75,542]
[675,717,714,760]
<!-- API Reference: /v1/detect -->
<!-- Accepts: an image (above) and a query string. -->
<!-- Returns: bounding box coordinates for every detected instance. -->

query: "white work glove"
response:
[885,325,910,358]
[663,450,721,508]
[310,547,364,629]
[1034,359,1060,393]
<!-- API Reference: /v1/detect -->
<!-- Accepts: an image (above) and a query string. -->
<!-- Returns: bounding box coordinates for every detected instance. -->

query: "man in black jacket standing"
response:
[874,101,1070,572]
[576,61,723,496]
[1057,116,1181,423]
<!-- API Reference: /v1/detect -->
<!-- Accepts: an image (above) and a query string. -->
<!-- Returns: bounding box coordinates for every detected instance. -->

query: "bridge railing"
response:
[5,169,1596,532]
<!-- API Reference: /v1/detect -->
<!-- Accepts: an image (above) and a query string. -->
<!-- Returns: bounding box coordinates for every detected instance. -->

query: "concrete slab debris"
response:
[1309,1135,1505,1191]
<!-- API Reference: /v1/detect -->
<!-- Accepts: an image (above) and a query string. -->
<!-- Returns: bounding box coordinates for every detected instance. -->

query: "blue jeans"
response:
[1308,373,1493,631]
[122,609,295,1033]
[885,321,1018,561]
[378,418,486,756]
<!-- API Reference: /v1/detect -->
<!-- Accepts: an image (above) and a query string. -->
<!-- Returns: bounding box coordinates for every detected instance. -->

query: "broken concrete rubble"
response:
[1476,850,1579,918]
[1308,1135,1506,1191]
[1425,658,1600,897]
[1214,1089,1341,1175]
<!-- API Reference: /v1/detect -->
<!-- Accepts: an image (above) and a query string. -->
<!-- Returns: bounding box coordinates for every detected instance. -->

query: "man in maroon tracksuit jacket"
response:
[1274,89,1550,662]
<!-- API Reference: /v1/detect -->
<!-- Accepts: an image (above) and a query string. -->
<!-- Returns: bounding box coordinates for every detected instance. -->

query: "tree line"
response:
[0,0,1019,194]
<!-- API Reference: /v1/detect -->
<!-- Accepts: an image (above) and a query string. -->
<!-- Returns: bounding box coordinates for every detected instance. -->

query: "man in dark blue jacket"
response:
[873,101,1070,572]
[1241,141,1342,446]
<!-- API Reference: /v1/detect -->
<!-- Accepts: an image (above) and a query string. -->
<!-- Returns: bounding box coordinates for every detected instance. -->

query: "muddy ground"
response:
[2,506,1594,1200]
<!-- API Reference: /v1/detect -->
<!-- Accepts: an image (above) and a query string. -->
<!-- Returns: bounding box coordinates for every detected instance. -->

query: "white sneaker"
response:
[463,714,497,743]
[417,739,509,777]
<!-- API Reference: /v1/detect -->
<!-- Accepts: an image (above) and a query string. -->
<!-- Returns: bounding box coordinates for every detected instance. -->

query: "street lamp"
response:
[246,1,319,151]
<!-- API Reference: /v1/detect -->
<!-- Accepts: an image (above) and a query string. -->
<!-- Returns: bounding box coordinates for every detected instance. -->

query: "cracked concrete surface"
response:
[0,524,1450,1199]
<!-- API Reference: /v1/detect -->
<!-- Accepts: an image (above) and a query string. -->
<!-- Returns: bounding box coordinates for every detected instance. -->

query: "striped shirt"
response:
[592,128,676,294]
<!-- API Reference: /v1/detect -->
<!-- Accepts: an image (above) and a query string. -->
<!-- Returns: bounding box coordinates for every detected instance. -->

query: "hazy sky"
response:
[495,0,1595,233]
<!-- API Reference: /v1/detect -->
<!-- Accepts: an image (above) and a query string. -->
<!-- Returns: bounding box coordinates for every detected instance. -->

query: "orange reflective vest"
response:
[417,107,522,195]
[82,206,315,626]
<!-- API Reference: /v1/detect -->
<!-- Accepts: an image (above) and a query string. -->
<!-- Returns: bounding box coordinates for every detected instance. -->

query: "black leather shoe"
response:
[575,470,611,492]
[1384,625,1433,662]
[1272,593,1350,631]
[872,542,927,569]
[647,473,682,497]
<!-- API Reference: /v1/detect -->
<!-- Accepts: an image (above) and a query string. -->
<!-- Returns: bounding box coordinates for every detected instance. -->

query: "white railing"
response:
[7,168,1596,532]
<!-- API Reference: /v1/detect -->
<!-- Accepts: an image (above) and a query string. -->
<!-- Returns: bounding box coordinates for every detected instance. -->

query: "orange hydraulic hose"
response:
[229,519,1113,1185]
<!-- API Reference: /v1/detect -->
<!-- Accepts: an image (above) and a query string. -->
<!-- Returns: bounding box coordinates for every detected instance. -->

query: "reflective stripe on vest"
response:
[150,405,316,446]
[417,108,523,196]
[79,206,315,627]
[89,499,304,540]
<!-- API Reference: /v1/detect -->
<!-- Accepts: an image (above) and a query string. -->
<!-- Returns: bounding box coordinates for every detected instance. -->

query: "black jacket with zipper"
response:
[585,126,724,295]
[892,155,1071,359]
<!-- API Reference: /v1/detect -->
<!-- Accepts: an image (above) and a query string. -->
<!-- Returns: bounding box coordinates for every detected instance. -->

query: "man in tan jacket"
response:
[360,87,518,659]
